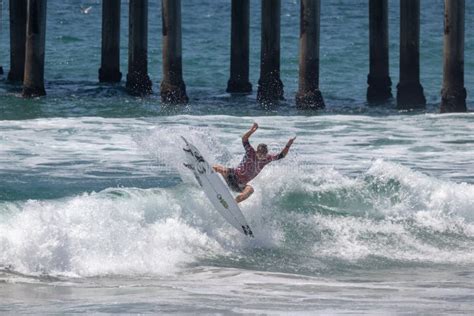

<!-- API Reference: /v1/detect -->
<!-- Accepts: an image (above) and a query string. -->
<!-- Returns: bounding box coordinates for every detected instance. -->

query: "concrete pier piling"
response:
[161,0,188,104]
[441,0,466,113]
[0,1,469,112]
[126,0,152,96]
[226,0,252,94]
[257,0,284,103]
[397,0,425,108]
[295,0,324,109]
[22,0,47,97]
[99,0,121,83]
[367,0,392,103]
[8,0,27,82]
[0,0,3,75]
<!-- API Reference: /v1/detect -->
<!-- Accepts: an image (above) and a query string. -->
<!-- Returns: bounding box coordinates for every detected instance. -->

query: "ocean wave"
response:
[1,158,473,278]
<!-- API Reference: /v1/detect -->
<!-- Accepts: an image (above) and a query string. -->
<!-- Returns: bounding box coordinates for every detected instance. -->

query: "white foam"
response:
[1,114,473,183]
[308,212,474,264]
[367,159,474,221]
[0,188,225,277]
[250,158,474,265]
[1,114,474,275]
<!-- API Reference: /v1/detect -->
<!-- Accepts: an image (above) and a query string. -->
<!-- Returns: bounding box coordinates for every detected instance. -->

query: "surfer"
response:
[213,123,296,203]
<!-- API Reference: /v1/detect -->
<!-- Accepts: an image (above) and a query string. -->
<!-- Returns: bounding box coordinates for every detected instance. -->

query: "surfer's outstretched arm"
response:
[274,137,296,160]
[242,123,258,142]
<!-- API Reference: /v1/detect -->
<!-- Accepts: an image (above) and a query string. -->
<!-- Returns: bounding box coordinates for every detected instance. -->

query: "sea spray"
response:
[2,159,473,278]
[0,188,225,277]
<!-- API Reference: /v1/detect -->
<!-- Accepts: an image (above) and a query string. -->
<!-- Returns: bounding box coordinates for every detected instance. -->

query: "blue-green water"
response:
[1,1,474,314]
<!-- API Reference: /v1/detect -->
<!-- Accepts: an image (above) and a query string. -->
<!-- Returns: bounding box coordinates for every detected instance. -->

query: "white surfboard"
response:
[181,136,254,237]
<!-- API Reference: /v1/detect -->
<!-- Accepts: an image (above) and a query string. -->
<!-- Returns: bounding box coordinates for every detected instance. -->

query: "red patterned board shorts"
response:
[225,168,246,192]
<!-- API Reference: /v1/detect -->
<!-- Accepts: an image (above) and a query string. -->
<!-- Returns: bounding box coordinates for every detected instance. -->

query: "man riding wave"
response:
[213,123,296,203]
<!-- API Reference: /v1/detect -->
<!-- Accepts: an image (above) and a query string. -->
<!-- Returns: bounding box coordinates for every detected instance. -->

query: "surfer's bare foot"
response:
[235,185,254,203]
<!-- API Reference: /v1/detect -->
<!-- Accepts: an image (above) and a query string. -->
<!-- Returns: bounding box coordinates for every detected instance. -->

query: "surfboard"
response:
[181,136,254,237]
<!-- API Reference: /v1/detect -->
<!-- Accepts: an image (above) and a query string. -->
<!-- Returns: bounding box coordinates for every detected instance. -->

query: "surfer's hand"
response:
[243,123,258,141]
[250,123,258,133]
[287,136,296,147]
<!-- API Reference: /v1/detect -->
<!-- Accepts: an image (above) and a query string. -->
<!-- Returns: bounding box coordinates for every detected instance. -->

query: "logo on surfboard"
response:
[217,194,229,209]
[196,161,207,174]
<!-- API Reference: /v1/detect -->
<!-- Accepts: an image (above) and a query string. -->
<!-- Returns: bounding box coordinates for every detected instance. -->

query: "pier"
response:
[126,0,152,96]
[7,0,27,82]
[257,0,284,103]
[441,0,466,112]
[22,0,47,97]
[161,0,188,103]
[397,0,425,108]
[227,0,251,94]
[0,0,469,112]
[99,0,122,83]
[367,0,392,103]
[0,0,2,74]
[296,0,324,109]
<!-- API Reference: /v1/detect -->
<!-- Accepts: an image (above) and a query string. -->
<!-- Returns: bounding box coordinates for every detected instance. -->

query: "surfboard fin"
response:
[183,163,194,170]
[242,225,254,238]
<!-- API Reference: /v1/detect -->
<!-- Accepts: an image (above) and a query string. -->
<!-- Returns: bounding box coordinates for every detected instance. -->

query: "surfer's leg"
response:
[235,185,254,203]
[212,164,229,177]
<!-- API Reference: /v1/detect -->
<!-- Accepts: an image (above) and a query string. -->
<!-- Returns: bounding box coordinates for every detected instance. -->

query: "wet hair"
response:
[257,143,268,154]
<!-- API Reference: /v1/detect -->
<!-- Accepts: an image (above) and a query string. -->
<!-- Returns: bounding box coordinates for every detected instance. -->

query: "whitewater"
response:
[1,114,473,313]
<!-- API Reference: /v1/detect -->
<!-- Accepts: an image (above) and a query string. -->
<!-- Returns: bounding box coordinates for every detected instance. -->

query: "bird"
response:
[80,6,92,14]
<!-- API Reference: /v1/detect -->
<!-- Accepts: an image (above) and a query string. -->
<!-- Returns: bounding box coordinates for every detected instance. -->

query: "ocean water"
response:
[1,1,473,314]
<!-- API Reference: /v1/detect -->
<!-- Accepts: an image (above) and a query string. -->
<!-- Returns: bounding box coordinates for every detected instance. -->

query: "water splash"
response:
[1,158,473,278]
